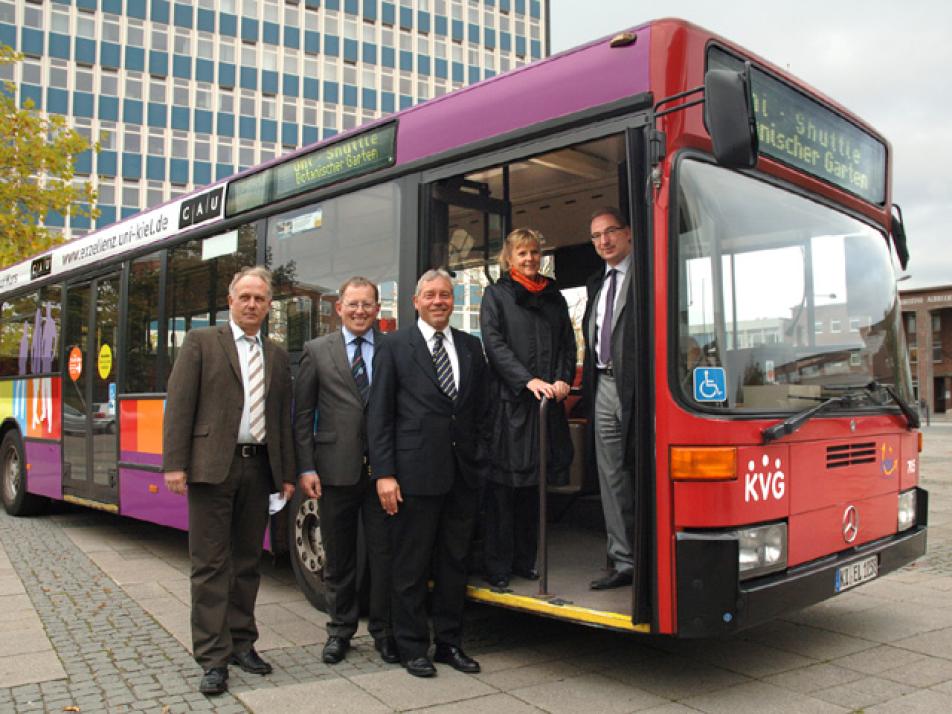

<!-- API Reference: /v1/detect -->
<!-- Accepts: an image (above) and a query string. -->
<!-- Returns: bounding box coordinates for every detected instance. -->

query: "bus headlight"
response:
[736,522,787,580]
[898,489,917,531]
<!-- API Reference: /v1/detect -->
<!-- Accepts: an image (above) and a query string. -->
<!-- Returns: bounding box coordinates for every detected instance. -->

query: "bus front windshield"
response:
[675,159,913,413]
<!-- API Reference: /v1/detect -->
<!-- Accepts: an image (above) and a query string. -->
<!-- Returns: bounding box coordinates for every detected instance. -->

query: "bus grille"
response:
[826,442,877,469]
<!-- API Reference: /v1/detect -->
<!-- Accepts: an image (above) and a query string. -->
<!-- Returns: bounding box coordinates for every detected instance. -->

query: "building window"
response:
[849,318,860,332]
[814,321,823,334]
[830,320,841,333]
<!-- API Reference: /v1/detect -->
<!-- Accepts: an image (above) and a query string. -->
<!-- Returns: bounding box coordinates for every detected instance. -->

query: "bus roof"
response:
[0,17,889,291]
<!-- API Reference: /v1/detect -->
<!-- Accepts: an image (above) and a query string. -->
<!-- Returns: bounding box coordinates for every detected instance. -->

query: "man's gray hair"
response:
[229,265,273,298]
[415,268,454,296]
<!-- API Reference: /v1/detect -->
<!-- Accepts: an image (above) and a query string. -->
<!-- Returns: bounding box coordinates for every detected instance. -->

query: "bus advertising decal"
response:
[178,186,224,229]
[68,347,83,382]
[98,344,113,380]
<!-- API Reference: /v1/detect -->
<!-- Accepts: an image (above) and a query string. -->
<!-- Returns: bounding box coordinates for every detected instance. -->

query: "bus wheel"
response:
[1,431,47,516]
[288,488,328,611]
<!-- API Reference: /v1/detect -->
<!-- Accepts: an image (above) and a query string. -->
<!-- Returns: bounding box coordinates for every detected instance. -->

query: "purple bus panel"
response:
[25,440,61,500]
[395,25,650,165]
[119,467,189,531]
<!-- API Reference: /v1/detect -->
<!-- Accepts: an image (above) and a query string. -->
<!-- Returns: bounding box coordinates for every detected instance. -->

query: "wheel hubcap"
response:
[3,447,20,503]
[294,497,325,576]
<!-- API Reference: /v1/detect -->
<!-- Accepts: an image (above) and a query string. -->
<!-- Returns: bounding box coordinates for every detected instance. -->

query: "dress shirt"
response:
[342,326,374,385]
[594,252,632,369]
[417,317,459,392]
[230,319,265,445]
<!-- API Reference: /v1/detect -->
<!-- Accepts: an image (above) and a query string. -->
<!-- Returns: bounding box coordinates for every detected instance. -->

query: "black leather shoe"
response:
[229,648,272,675]
[199,667,229,696]
[434,645,481,673]
[589,569,633,590]
[512,567,540,580]
[375,636,400,664]
[484,573,509,589]
[322,636,350,664]
[403,656,437,678]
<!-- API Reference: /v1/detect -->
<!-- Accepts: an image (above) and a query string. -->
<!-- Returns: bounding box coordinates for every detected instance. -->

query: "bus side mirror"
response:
[891,204,910,271]
[704,67,759,169]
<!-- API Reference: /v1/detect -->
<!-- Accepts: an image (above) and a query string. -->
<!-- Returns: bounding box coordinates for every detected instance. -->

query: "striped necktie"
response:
[245,335,266,442]
[351,335,370,404]
[431,331,457,400]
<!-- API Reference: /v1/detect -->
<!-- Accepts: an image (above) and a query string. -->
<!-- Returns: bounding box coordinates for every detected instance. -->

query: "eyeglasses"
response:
[591,226,624,242]
[342,301,378,311]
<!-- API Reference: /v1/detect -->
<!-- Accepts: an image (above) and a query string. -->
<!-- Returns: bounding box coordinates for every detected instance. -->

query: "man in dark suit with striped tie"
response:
[293,276,397,666]
[368,269,489,678]
[163,266,296,696]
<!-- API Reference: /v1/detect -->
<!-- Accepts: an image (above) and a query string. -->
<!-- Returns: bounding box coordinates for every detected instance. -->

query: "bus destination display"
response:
[709,48,886,204]
[226,123,397,216]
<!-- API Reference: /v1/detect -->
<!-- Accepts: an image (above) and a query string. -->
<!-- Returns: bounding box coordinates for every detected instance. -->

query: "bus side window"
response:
[126,252,162,393]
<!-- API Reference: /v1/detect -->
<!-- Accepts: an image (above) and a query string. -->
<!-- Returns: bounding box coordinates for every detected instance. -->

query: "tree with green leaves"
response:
[0,45,99,266]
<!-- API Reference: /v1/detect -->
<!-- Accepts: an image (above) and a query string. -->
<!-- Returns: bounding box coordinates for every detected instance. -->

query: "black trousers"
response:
[320,469,392,642]
[388,475,478,660]
[483,481,539,578]
[187,451,271,669]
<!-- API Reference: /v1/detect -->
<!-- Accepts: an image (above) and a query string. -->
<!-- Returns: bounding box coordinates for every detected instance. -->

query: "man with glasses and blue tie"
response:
[582,207,636,591]
[163,266,296,696]
[368,268,489,678]
[293,276,397,667]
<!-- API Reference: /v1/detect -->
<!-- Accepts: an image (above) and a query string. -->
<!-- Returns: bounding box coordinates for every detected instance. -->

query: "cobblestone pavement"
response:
[0,422,950,713]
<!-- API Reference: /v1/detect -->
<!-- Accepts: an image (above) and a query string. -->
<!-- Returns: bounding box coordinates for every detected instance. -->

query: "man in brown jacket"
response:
[163,265,295,696]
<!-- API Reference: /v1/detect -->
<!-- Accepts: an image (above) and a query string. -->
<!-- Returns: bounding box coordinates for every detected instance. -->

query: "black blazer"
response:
[368,324,489,496]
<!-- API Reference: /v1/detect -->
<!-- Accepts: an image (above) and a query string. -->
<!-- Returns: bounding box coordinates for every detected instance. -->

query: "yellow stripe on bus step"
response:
[466,585,650,633]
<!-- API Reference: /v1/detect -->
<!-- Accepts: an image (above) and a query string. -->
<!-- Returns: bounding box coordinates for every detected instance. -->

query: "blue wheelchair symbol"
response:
[693,367,726,402]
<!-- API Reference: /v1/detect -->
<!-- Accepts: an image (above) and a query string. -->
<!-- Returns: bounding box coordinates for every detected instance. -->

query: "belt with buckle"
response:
[236,443,266,458]
[597,366,614,377]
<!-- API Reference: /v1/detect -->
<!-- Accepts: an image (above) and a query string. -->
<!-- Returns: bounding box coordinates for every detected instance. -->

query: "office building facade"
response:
[900,285,952,415]
[1,0,548,239]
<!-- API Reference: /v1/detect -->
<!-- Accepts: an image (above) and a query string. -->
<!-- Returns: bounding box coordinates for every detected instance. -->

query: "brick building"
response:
[899,285,952,414]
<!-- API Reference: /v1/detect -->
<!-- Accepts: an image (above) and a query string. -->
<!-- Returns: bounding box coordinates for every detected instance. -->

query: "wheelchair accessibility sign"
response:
[693,367,726,402]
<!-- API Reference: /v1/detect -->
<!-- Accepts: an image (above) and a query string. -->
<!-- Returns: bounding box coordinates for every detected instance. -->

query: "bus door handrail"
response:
[537,395,551,598]
[536,386,581,599]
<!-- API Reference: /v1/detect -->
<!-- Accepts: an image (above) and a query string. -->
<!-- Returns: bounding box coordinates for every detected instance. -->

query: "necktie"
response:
[599,269,617,366]
[351,335,370,404]
[432,331,457,400]
[245,335,266,442]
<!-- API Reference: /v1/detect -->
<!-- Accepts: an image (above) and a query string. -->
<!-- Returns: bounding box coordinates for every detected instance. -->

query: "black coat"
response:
[479,274,576,487]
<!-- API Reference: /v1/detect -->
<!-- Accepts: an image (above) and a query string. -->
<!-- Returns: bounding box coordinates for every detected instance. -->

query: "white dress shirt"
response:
[230,319,264,444]
[417,317,459,391]
[594,252,632,369]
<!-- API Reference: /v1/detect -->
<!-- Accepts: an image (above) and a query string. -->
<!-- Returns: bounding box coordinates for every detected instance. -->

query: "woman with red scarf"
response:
[479,228,576,589]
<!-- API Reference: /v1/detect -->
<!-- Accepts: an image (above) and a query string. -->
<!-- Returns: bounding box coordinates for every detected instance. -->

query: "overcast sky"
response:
[550,1,951,291]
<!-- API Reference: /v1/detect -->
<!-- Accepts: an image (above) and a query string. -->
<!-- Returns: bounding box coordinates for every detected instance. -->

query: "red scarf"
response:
[510,268,548,293]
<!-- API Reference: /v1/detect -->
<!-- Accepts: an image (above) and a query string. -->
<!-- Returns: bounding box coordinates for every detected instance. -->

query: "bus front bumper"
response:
[676,487,928,638]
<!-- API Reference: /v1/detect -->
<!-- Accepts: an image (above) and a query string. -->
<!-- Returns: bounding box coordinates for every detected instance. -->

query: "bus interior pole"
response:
[538,397,550,597]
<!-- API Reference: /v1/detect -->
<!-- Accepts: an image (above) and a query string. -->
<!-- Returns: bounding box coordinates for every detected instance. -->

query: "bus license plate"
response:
[835,555,878,593]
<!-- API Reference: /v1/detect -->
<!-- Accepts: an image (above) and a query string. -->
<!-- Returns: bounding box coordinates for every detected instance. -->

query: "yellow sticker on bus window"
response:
[98,344,113,379]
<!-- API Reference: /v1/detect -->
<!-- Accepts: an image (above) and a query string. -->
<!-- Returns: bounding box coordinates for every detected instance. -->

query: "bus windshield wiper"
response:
[761,395,849,444]
[865,380,920,429]
[762,380,920,444]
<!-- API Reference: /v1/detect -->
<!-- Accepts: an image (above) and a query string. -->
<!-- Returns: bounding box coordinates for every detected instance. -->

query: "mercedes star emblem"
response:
[843,505,859,544]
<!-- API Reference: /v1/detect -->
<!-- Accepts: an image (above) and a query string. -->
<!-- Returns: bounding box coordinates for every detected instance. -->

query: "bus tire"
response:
[287,486,373,615]
[1,430,48,517]
[288,487,328,611]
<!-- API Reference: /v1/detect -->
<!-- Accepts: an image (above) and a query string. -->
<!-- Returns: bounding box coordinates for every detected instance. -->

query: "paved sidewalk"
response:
[0,423,950,712]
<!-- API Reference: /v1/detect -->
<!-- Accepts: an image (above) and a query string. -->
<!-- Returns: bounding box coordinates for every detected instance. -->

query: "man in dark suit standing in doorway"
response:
[163,266,296,696]
[582,207,636,591]
[293,276,397,666]
[368,268,488,678]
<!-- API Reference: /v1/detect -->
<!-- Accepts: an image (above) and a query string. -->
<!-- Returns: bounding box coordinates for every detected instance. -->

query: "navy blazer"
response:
[367,324,489,496]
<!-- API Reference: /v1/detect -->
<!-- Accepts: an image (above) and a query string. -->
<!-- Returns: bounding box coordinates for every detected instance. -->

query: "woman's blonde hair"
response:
[498,228,543,270]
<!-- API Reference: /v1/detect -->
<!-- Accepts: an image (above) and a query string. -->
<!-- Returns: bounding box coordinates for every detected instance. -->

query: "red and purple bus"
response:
[1,18,924,636]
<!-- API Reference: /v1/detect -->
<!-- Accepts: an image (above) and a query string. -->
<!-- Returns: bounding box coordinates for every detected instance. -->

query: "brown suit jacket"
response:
[162,323,295,490]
